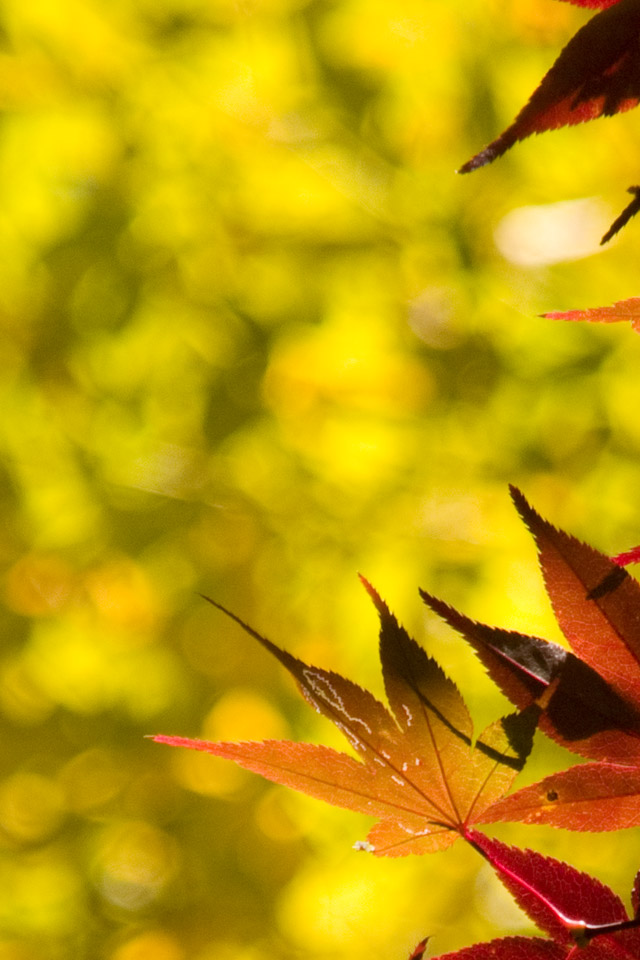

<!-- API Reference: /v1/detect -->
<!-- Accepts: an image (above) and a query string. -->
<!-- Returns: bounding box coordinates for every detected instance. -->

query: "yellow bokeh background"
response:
[1,0,640,957]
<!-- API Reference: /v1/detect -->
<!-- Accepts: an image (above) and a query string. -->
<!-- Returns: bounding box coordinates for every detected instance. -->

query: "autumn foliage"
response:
[460,0,640,248]
[544,297,640,334]
[462,0,640,332]
[155,0,640,957]
[156,488,640,959]
[459,0,640,182]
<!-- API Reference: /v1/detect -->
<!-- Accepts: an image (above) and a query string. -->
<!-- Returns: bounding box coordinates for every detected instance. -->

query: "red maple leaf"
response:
[459,0,640,174]
[543,297,640,334]
[153,582,539,857]
[430,833,640,960]
[422,487,640,832]
[613,546,640,567]
[408,938,429,960]
[558,0,622,7]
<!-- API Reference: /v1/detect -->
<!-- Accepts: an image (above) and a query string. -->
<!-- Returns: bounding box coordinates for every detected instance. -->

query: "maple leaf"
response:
[420,590,640,763]
[459,0,640,174]
[600,186,640,243]
[422,487,640,832]
[408,938,429,960]
[543,297,640,334]
[613,546,640,566]
[559,0,622,7]
[153,581,538,857]
[431,833,640,960]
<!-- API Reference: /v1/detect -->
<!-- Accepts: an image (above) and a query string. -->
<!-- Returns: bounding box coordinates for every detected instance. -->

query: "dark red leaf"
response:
[601,186,640,243]
[467,833,640,958]
[459,0,640,173]
[431,838,640,959]
[421,489,640,831]
[420,590,640,763]
[408,938,429,960]
[419,591,564,704]
[558,0,623,7]
[468,831,629,943]
[543,297,640,334]
[434,941,565,960]
[632,870,640,917]
[510,486,640,710]
[435,932,638,959]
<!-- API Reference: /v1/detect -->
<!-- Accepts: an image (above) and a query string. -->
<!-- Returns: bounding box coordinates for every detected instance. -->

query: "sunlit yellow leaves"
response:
[93,820,180,910]
[0,773,65,845]
[278,847,474,958]
[233,140,384,242]
[0,657,53,726]
[320,0,432,74]
[0,52,64,109]
[212,22,309,123]
[502,0,577,43]
[265,315,430,420]
[0,858,84,938]
[4,0,144,87]
[25,621,183,718]
[0,108,116,292]
[261,306,432,490]
[59,749,128,814]
[1,394,102,547]
[170,687,290,797]
[5,552,162,636]
[110,930,186,960]
[85,558,160,634]
[205,687,291,743]
[2,551,185,720]
[0,0,638,957]
[5,553,74,617]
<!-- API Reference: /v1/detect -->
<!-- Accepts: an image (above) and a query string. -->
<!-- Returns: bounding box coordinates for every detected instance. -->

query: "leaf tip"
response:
[508,485,549,551]
[359,574,388,618]
[601,185,640,245]
[612,545,640,567]
[508,484,530,518]
[408,937,429,960]
[357,572,375,595]
[458,132,514,173]
[457,154,487,174]
[150,734,196,748]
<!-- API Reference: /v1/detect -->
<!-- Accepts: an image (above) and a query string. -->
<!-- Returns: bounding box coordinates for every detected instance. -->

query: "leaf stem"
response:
[582,915,640,941]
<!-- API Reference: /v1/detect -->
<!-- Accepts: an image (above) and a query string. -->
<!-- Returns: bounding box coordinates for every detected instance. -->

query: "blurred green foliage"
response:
[2,0,640,957]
